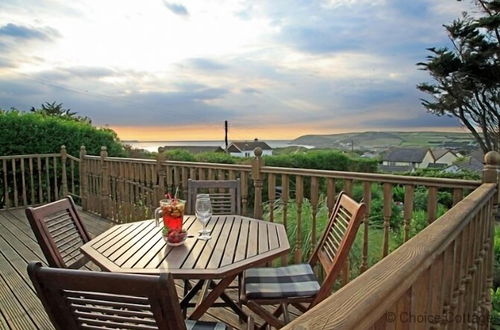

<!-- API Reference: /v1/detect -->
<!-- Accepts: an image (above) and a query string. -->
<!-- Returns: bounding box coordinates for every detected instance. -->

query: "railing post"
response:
[252,147,264,219]
[100,146,110,219]
[156,147,166,202]
[60,145,68,197]
[79,146,88,210]
[482,151,500,324]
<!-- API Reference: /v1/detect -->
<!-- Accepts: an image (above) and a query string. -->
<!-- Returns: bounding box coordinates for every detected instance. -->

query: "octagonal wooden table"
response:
[81,215,289,320]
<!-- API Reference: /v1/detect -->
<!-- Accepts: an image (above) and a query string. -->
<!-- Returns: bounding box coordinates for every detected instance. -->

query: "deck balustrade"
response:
[0,145,497,329]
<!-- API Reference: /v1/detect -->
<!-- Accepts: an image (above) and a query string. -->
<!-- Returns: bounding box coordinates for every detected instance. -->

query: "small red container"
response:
[160,199,185,231]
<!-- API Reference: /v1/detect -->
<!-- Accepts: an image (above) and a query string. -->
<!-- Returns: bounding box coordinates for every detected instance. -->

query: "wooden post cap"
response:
[254,147,263,157]
[484,151,500,166]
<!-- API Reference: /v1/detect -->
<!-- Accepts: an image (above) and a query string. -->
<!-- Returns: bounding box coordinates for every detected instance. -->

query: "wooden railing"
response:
[77,146,482,279]
[0,146,80,209]
[283,179,497,329]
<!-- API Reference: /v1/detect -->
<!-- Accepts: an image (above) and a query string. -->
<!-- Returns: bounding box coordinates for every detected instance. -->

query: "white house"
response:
[379,148,434,172]
[227,139,273,157]
[431,148,460,166]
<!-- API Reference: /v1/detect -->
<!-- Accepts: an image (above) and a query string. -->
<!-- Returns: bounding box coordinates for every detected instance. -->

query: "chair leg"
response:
[281,303,290,324]
[291,302,308,313]
[247,301,285,329]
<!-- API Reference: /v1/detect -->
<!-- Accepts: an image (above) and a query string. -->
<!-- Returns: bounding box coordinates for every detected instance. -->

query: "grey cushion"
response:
[185,319,229,330]
[244,264,320,299]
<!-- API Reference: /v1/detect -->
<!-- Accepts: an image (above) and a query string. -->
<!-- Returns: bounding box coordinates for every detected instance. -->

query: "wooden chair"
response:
[28,261,253,330]
[25,196,94,269]
[187,179,241,215]
[240,192,366,329]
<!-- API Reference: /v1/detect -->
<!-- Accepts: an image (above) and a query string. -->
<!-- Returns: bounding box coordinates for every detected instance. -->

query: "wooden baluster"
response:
[37,157,42,203]
[427,186,438,224]
[252,148,264,219]
[45,157,51,202]
[20,158,27,206]
[207,168,215,194]
[295,176,304,263]
[360,181,371,273]
[268,173,276,223]
[52,156,58,199]
[382,183,392,258]
[310,177,319,250]
[326,178,336,217]
[198,168,205,180]
[343,179,353,197]
[79,146,87,210]
[12,159,18,207]
[118,162,125,222]
[173,166,180,193]
[3,159,9,208]
[452,188,464,207]
[156,148,166,201]
[100,147,110,219]
[240,172,249,215]
[70,159,75,195]
[403,184,414,241]
[181,167,188,199]
[189,168,196,181]
[166,164,173,194]
[29,158,35,204]
[281,174,289,266]
[228,170,236,180]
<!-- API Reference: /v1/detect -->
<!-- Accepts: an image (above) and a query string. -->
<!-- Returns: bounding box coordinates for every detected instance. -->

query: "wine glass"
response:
[195,195,212,240]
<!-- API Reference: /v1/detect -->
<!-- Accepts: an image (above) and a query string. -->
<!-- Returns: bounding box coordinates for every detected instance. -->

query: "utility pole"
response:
[224,120,229,153]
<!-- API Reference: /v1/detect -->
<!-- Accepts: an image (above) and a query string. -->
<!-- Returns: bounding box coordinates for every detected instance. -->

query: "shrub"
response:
[0,109,124,156]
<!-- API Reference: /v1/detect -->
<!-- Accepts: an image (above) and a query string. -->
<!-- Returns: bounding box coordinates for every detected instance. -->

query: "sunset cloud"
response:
[0,0,471,140]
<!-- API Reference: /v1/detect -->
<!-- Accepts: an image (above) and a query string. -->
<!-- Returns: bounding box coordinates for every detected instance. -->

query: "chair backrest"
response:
[25,196,91,269]
[187,179,241,215]
[309,192,366,307]
[27,261,186,330]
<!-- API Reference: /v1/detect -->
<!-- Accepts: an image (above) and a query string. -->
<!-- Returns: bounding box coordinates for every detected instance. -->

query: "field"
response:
[292,131,476,151]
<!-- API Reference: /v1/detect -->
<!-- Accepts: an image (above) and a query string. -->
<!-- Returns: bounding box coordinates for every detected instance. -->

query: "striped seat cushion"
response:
[185,319,229,330]
[244,264,320,299]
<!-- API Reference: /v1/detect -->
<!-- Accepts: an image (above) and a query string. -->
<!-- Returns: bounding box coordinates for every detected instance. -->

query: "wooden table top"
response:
[81,215,290,279]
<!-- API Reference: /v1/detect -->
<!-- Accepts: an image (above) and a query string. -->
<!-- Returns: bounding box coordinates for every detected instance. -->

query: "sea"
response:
[123,140,313,153]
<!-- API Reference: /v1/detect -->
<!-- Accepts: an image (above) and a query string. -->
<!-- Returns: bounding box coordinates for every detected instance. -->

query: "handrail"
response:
[261,165,480,189]
[0,153,61,160]
[283,183,496,329]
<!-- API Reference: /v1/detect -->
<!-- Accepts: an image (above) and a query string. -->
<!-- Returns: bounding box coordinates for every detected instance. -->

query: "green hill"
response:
[292,131,477,151]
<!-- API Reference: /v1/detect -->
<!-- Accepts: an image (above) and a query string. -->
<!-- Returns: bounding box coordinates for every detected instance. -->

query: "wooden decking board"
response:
[0,208,264,330]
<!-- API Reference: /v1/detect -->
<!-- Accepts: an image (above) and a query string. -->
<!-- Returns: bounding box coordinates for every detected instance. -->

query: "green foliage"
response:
[0,109,124,156]
[163,149,196,161]
[418,0,500,152]
[194,152,236,164]
[407,168,481,181]
[493,288,500,327]
[263,150,378,172]
[30,101,91,123]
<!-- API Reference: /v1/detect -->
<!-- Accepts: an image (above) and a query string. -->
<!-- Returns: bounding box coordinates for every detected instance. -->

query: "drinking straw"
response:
[174,186,179,200]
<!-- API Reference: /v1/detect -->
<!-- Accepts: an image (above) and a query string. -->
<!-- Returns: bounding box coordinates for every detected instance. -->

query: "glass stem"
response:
[202,221,207,235]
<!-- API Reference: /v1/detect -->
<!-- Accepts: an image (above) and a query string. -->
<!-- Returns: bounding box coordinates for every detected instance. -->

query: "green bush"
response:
[163,149,196,161]
[0,110,124,156]
[194,152,236,164]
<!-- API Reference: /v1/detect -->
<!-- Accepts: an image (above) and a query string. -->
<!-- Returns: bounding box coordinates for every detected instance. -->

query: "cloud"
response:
[0,23,59,41]
[162,1,189,16]
[186,58,228,71]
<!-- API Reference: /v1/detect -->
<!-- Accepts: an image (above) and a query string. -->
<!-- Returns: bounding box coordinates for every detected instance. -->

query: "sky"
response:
[0,0,475,140]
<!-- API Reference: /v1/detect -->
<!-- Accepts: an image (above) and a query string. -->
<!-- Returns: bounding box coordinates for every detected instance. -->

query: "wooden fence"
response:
[283,180,497,329]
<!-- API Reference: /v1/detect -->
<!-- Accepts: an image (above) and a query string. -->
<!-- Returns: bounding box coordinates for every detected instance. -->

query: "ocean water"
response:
[124,140,313,153]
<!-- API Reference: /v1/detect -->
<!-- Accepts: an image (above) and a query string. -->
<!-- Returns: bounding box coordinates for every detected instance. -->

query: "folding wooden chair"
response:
[28,262,253,330]
[240,192,366,329]
[25,196,95,269]
[187,179,241,215]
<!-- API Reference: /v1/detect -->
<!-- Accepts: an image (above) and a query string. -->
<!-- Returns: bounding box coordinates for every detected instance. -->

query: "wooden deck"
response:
[0,208,270,330]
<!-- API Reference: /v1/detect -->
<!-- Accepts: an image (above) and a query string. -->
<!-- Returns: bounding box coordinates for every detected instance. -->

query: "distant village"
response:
[151,136,484,175]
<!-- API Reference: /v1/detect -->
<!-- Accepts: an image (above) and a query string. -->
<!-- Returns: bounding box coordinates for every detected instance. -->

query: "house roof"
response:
[431,148,454,160]
[427,163,447,169]
[453,157,484,172]
[382,148,429,163]
[162,146,224,154]
[229,140,272,152]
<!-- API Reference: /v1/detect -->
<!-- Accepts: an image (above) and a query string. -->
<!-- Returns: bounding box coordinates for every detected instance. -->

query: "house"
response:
[379,147,434,172]
[431,148,460,166]
[227,139,273,157]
